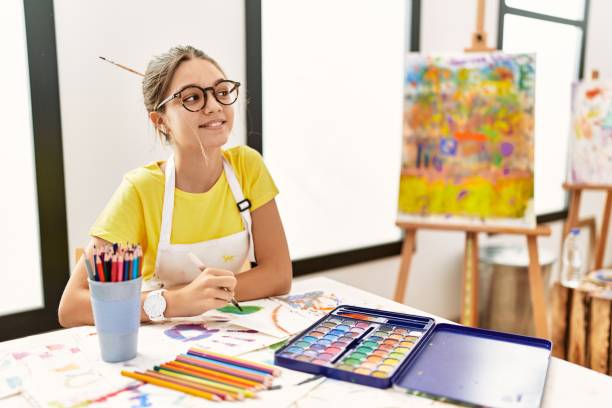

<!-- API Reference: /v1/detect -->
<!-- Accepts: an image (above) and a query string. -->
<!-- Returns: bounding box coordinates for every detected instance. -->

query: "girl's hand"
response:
[174,268,237,316]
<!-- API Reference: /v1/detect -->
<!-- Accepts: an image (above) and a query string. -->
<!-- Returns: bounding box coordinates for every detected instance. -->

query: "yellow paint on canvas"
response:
[398,175,533,218]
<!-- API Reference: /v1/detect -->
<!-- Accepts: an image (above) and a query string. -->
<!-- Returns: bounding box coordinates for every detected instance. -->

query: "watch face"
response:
[145,292,166,318]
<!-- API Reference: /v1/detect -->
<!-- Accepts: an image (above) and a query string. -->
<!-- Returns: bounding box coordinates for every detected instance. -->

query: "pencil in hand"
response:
[187,252,243,312]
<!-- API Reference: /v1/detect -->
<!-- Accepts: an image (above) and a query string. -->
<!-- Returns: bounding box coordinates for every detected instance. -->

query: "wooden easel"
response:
[562,183,612,270]
[393,223,552,339]
[394,0,552,339]
[562,70,612,269]
[464,0,495,53]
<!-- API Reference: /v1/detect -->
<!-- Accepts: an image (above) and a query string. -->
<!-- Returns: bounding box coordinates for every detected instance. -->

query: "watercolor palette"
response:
[275,305,434,388]
[275,305,552,407]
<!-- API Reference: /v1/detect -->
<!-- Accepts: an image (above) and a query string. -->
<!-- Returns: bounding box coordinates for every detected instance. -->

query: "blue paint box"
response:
[274,305,551,407]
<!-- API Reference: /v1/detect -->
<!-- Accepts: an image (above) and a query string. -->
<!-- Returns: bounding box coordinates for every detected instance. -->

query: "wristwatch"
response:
[143,289,167,322]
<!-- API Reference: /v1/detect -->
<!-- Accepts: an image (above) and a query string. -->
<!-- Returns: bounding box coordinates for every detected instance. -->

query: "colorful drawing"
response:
[272,305,292,336]
[216,305,262,315]
[276,290,341,312]
[568,80,612,184]
[163,323,220,342]
[399,53,536,226]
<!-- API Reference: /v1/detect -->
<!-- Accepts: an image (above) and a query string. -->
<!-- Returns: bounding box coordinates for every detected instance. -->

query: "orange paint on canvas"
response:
[455,131,487,142]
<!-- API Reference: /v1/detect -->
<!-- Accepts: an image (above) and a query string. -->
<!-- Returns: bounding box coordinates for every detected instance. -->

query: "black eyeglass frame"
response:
[155,79,241,112]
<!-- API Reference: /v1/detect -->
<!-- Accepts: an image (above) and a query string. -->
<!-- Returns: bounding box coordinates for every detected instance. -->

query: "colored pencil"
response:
[165,360,264,389]
[120,370,221,401]
[162,362,261,391]
[84,258,95,281]
[87,243,144,282]
[121,349,279,401]
[132,253,138,280]
[137,247,143,277]
[117,254,123,282]
[176,355,271,384]
[145,370,240,401]
[188,348,280,377]
[102,249,109,281]
[152,368,251,399]
[182,352,273,379]
[184,352,273,379]
[95,254,106,282]
[125,252,131,281]
[111,254,117,282]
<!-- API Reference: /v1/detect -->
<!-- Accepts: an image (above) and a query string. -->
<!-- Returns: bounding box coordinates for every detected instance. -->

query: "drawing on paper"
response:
[276,290,341,312]
[568,80,612,184]
[163,323,220,342]
[399,53,536,226]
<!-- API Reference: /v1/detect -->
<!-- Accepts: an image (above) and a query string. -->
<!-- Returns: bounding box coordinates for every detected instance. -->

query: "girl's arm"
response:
[234,199,292,300]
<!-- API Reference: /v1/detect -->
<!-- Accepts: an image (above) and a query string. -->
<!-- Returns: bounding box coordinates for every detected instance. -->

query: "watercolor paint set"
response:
[275,305,552,407]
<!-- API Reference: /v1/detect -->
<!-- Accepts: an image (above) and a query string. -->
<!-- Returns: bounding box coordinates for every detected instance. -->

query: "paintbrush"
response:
[188,252,243,312]
[98,56,144,77]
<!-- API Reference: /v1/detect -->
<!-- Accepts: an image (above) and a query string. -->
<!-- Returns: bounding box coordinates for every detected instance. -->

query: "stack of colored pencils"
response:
[121,348,281,402]
[84,243,143,282]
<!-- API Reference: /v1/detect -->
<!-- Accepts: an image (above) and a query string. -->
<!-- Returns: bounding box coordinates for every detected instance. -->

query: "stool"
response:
[479,244,556,336]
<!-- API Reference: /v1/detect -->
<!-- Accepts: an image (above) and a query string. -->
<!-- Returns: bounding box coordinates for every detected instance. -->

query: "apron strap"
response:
[223,159,256,263]
[158,155,176,246]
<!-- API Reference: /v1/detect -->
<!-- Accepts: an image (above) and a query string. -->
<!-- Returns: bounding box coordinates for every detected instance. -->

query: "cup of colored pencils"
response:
[87,243,143,362]
[121,347,281,402]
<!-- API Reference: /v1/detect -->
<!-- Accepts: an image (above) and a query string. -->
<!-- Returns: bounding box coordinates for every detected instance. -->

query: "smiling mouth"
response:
[199,120,226,129]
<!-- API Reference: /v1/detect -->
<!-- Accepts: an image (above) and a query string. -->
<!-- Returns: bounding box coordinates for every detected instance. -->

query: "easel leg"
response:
[595,191,612,269]
[461,232,479,327]
[563,190,582,238]
[527,235,549,339]
[393,229,416,303]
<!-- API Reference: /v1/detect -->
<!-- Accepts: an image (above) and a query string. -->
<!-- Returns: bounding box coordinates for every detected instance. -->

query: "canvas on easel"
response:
[568,79,612,184]
[398,52,537,227]
[563,73,612,271]
[394,52,551,339]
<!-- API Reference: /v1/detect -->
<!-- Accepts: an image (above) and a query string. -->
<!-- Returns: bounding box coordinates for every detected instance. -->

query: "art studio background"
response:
[2,0,610,344]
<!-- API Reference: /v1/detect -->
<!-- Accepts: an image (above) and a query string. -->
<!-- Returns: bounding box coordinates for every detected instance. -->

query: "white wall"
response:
[53,0,247,269]
[262,0,405,260]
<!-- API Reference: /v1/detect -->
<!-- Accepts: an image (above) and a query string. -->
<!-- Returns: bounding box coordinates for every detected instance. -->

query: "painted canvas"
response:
[568,80,612,184]
[398,53,536,226]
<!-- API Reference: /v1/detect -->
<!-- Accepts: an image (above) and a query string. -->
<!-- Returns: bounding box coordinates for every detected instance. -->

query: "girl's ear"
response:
[150,111,170,142]
[149,111,163,129]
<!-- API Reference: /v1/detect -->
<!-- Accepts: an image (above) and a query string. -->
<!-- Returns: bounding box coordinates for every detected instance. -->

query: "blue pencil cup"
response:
[88,277,142,362]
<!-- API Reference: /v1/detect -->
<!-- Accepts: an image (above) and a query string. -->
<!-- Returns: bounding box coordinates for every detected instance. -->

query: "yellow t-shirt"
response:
[89,145,278,280]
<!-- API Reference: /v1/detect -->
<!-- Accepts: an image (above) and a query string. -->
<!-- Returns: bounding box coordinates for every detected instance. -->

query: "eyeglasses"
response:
[155,80,240,112]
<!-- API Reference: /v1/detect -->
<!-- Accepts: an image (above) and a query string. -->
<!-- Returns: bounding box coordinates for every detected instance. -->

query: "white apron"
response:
[144,155,255,290]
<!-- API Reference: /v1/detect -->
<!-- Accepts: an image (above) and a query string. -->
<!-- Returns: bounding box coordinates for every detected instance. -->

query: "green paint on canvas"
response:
[216,305,262,315]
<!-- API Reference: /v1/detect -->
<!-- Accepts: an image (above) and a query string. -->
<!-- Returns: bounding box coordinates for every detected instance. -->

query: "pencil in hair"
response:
[98,56,144,77]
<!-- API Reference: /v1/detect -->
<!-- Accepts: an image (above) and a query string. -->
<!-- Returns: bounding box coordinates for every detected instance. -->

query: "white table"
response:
[1,277,611,407]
